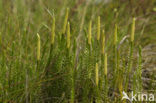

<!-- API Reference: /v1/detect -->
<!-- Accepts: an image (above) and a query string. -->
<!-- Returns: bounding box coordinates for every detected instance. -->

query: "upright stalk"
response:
[104,53,108,102]
[137,46,142,92]
[36,33,40,71]
[95,63,100,103]
[101,29,105,90]
[88,20,92,78]
[112,24,118,93]
[46,15,55,68]
[66,22,74,103]
[62,8,69,35]
[95,63,99,86]
[125,18,136,91]
[25,69,29,103]
[114,24,117,74]
[88,20,92,46]
[97,16,100,41]
[82,20,92,102]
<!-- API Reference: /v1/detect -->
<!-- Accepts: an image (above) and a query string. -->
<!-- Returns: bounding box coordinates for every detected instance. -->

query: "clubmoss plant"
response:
[36,33,40,73]
[137,46,142,92]
[87,20,92,78]
[51,15,55,45]
[88,20,92,46]
[67,22,70,49]
[118,74,123,102]
[97,16,100,41]
[100,29,107,101]
[104,53,108,101]
[66,21,74,103]
[45,15,56,74]
[117,48,122,97]
[70,64,75,103]
[101,29,105,55]
[62,8,69,35]
[95,63,99,86]
[133,46,142,94]
[104,53,107,76]
[125,17,136,91]
[37,33,40,61]
[95,16,101,65]
[82,19,93,103]
[95,63,100,103]
[113,24,118,91]
[114,24,117,45]
[120,58,126,102]
[70,72,75,103]
[131,18,136,42]
[114,24,117,73]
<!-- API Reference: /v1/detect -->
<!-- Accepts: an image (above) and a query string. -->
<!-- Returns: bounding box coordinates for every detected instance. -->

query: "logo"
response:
[122,91,155,102]
[122,91,131,102]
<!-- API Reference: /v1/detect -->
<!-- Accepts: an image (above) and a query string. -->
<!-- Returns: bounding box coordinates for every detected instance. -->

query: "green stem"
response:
[70,67,75,103]
[100,54,104,90]
[112,44,117,93]
[116,48,120,88]
[25,69,29,103]
[138,46,142,92]
[67,48,75,103]
[125,41,134,92]
[45,44,53,72]
[104,75,108,102]
[36,60,40,73]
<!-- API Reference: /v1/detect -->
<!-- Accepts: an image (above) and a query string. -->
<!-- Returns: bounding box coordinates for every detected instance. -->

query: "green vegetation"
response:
[0,0,155,102]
